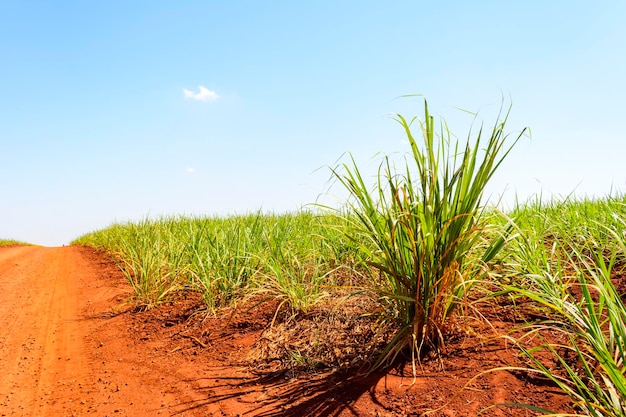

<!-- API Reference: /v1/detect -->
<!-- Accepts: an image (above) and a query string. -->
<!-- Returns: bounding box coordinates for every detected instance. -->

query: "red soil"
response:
[0,246,574,416]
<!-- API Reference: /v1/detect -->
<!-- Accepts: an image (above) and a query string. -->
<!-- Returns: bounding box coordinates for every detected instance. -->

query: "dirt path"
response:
[0,246,92,415]
[0,246,202,416]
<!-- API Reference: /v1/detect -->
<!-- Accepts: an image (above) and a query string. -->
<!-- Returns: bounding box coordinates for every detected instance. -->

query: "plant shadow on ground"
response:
[158,292,405,416]
[174,365,396,417]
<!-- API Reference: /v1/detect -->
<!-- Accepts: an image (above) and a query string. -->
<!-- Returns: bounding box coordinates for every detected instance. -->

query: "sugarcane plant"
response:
[331,97,526,372]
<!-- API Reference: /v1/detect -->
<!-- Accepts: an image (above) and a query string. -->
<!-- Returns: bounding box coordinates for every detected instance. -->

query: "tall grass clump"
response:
[79,218,191,308]
[252,213,338,314]
[331,98,527,368]
[185,213,264,310]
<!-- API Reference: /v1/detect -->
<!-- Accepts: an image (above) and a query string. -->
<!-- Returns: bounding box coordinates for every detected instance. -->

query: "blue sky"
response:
[1,1,625,246]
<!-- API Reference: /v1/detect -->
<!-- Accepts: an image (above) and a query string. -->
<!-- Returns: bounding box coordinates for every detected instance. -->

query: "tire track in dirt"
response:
[0,246,208,416]
[0,247,90,415]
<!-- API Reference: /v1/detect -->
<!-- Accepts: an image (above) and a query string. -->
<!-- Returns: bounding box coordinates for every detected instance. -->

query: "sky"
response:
[1,1,625,246]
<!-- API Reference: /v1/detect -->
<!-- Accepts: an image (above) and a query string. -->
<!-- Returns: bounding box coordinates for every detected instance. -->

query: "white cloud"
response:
[183,85,219,101]
[186,167,196,174]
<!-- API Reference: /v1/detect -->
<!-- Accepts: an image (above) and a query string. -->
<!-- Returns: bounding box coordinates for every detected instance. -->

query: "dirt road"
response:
[0,246,208,416]
[0,246,89,415]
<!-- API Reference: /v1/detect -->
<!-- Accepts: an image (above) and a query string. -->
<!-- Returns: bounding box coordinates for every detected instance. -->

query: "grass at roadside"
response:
[72,211,364,311]
[0,239,32,247]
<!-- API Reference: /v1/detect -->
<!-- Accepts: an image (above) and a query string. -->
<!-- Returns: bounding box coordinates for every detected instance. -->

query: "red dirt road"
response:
[0,246,205,416]
[0,246,95,415]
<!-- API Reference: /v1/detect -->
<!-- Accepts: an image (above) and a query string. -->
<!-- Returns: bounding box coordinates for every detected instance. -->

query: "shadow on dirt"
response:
[172,364,405,417]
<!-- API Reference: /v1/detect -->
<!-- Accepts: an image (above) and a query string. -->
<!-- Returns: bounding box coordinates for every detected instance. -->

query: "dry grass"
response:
[246,293,394,374]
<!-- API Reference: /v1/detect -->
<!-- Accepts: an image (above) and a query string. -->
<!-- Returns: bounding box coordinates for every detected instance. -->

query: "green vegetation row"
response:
[0,239,31,247]
[73,211,365,311]
[73,98,626,415]
[502,196,626,416]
